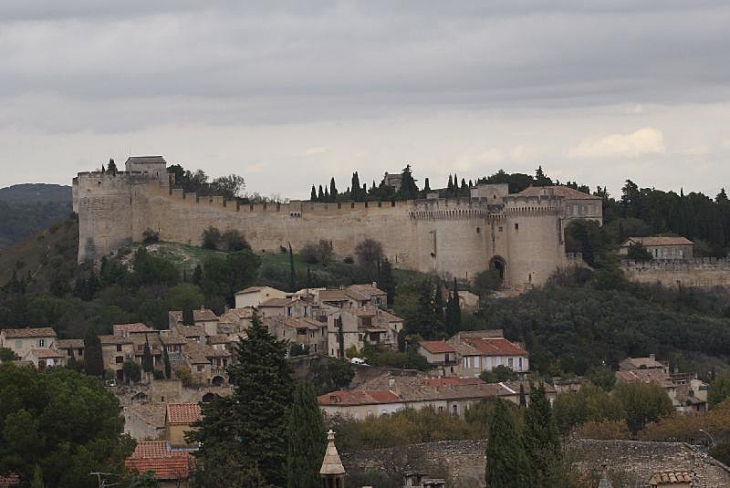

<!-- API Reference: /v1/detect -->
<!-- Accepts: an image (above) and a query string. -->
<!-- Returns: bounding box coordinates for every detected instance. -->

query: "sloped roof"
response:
[622,236,693,247]
[99,335,133,345]
[125,441,190,481]
[616,369,675,389]
[648,471,691,485]
[515,185,601,200]
[348,283,387,298]
[461,337,528,357]
[318,390,401,406]
[1,327,56,338]
[127,404,167,429]
[320,430,346,476]
[259,297,295,307]
[125,156,167,165]
[193,308,218,322]
[113,323,154,335]
[27,349,64,359]
[166,403,202,425]
[57,339,84,349]
[419,341,456,354]
[619,356,665,370]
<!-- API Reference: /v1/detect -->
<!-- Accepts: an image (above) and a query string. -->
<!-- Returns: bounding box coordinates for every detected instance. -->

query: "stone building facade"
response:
[73,157,602,288]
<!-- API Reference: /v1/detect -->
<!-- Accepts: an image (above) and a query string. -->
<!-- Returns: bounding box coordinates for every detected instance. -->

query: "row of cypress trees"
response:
[486,384,565,487]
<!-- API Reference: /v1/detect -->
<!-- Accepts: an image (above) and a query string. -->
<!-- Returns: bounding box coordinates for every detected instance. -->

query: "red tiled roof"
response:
[318,390,401,406]
[422,378,484,387]
[463,338,528,357]
[622,236,693,247]
[419,341,456,354]
[1,327,56,339]
[166,403,202,425]
[125,441,191,481]
[648,471,692,485]
[0,474,20,487]
[57,339,84,349]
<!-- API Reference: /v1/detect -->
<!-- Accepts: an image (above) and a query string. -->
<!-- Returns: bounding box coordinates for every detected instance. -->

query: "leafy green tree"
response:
[627,243,652,261]
[108,158,118,176]
[614,381,674,434]
[709,371,730,408]
[0,347,16,362]
[586,365,616,391]
[286,382,327,488]
[202,226,221,249]
[485,399,532,487]
[0,364,133,488]
[523,384,562,486]
[378,258,396,307]
[354,238,383,280]
[30,464,44,488]
[310,358,355,394]
[552,384,625,434]
[124,471,160,487]
[221,230,250,252]
[480,365,517,383]
[83,325,104,377]
[398,164,419,200]
[122,360,141,384]
[191,313,294,487]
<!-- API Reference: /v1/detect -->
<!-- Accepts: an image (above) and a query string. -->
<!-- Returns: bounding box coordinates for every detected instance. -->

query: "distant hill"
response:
[0,183,73,248]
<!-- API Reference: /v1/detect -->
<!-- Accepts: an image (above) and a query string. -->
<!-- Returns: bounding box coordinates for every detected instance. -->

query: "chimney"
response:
[320,430,346,487]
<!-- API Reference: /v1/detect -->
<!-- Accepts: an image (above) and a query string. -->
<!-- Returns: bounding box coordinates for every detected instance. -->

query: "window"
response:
[115,356,123,364]
[498,226,503,232]
[438,406,444,413]
[452,404,458,416]
[15,339,22,349]
[197,365,204,372]
[514,223,519,231]
[362,317,372,326]
[519,357,523,370]
[508,357,514,369]
[476,227,481,234]
[116,344,122,352]
[38,339,45,347]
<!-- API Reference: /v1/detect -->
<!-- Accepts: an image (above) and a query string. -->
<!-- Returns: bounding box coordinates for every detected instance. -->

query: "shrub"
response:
[201,227,221,250]
[479,365,517,383]
[142,228,160,244]
[221,230,250,251]
[122,360,141,383]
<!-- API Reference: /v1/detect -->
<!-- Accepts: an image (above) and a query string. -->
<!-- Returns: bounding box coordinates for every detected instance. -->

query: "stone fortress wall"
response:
[73,158,576,288]
[622,258,730,289]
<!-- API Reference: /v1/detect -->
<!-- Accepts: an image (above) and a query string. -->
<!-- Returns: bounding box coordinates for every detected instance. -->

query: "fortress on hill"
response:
[73,156,603,288]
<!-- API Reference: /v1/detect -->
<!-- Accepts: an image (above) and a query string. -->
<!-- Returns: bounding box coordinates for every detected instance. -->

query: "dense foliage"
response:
[485,399,532,488]
[286,381,327,488]
[190,314,294,487]
[0,184,72,248]
[0,364,134,488]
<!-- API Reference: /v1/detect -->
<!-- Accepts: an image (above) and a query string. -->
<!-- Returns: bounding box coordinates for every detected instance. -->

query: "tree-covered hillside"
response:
[0,183,72,248]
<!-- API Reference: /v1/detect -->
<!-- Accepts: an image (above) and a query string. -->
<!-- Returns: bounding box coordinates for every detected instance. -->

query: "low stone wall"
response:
[343,439,730,487]
[621,258,730,288]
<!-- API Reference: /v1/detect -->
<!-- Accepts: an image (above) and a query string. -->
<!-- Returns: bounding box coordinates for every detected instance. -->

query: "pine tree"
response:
[142,335,154,374]
[310,185,317,201]
[324,187,329,201]
[108,158,118,176]
[286,382,327,488]
[399,164,419,200]
[485,399,532,488]
[83,325,104,377]
[228,313,294,486]
[523,383,563,486]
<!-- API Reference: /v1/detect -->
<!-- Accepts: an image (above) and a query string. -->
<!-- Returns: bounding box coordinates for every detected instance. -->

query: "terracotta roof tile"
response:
[318,390,401,406]
[99,335,133,345]
[27,349,64,359]
[125,441,191,481]
[113,323,154,335]
[462,338,528,357]
[193,308,218,322]
[648,471,692,484]
[0,474,20,487]
[57,339,84,349]
[623,236,693,247]
[515,185,601,200]
[419,341,456,354]
[166,403,202,425]
[1,327,56,338]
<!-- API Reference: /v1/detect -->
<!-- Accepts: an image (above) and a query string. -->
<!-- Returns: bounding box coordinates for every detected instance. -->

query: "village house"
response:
[0,327,57,359]
[21,348,65,370]
[181,341,231,386]
[327,306,404,358]
[619,236,694,260]
[165,403,201,448]
[258,296,314,318]
[114,322,157,338]
[318,371,554,418]
[99,334,135,381]
[124,403,167,441]
[263,316,327,356]
[56,338,84,361]
[417,341,459,376]
[168,307,219,336]
[234,285,287,309]
[125,441,191,488]
[218,307,253,333]
[616,355,708,413]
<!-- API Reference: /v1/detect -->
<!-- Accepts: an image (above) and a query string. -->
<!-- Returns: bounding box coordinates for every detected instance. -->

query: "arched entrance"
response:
[211,375,225,387]
[201,392,216,403]
[489,256,506,281]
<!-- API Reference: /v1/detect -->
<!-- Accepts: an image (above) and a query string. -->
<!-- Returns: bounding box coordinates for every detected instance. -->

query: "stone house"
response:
[113,322,156,338]
[56,338,84,361]
[124,404,166,441]
[218,307,253,333]
[427,330,530,378]
[125,441,191,488]
[258,297,313,318]
[168,308,219,336]
[99,334,135,381]
[327,306,403,358]
[21,348,65,370]
[619,236,694,260]
[264,316,327,356]
[616,355,708,413]
[234,286,287,309]
[0,327,57,359]
[182,341,230,386]
[516,185,603,223]
[165,403,201,448]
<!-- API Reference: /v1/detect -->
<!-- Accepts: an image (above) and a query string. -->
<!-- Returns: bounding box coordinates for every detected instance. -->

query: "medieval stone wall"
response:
[73,172,574,287]
[622,259,730,289]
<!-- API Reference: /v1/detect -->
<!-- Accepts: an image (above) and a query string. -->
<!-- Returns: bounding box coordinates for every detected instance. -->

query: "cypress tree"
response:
[183,306,195,325]
[519,383,527,408]
[324,187,329,201]
[423,177,431,192]
[192,264,202,286]
[318,185,324,201]
[310,185,317,201]
[351,172,362,201]
[378,258,396,307]
[142,335,154,374]
[163,344,172,379]
[329,177,338,202]
[485,399,532,488]
[447,174,454,194]
[229,312,294,486]
[288,242,296,291]
[452,277,461,331]
[523,383,563,486]
[83,325,104,377]
[108,158,118,176]
[286,381,327,488]
[433,279,445,328]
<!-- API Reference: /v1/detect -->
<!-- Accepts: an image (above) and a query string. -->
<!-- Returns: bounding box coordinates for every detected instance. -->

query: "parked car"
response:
[350,357,367,365]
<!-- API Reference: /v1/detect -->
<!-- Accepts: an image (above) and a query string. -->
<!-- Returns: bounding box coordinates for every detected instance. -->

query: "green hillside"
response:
[0,183,73,248]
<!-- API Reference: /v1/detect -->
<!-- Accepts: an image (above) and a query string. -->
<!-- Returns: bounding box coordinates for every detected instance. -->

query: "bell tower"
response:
[320,429,345,488]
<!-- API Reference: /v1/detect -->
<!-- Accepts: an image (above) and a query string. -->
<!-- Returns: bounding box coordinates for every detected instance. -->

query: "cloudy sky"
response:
[1,1,729,199]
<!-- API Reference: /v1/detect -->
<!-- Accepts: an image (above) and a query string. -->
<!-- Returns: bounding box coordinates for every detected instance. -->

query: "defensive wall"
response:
[342,439,730,487]
[73,169,570,287]
[621,258,730,289]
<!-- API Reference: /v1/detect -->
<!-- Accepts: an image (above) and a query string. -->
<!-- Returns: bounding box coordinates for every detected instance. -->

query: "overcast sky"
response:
[1,1,729,199]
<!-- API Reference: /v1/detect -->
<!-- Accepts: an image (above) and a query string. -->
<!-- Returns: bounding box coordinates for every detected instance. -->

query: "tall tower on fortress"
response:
[73,156,602,289]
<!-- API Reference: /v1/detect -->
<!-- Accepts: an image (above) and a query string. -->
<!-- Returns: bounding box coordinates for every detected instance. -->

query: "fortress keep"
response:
[73,157,602,288]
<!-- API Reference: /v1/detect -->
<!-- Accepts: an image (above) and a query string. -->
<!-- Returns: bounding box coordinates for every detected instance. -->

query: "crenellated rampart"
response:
[621,258,730,288]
